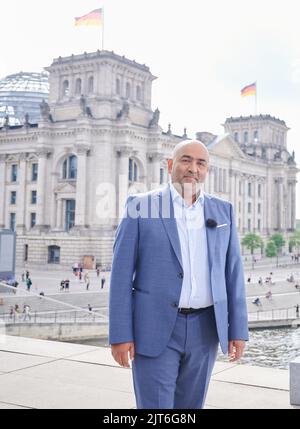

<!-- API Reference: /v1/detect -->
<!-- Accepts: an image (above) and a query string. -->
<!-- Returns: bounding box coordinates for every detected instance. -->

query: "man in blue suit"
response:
[109,140,248,409]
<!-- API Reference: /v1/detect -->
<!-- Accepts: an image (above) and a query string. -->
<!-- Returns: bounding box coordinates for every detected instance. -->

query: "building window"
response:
[239,180,242,195]
[239,202,241,213]
[69,155,77,179]
[248,182,252,197]
[10,191,17,205]
[62,155,77,180]
[11,164,17,182]
[254,130,259,141]
[126,82,131,99]
[257,219,261,231]
[248,219,251,231]
[244,131,249,144]
[31,190,37,205]
[258,203,261,214]
[223,169,227,193]
[30,213,36,228]
[258,183,261,198]
[129,158,138,182]
[136,85,142,101]
[88,76,94,93]
[65,200,75,232]
[48,246,60,264]
[32,163,38,181]
[24,244,28,262]
[63,159,67,179]
[62,80,69,97]
[234,132,239,143]
[160,168,164,185]
[75,78,82,95]
[10,213,16,231]
[248,202,251,213]
[116,79,121,95]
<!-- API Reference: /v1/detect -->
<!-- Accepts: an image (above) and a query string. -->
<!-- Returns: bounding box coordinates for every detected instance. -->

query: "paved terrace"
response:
[0,335,297,409]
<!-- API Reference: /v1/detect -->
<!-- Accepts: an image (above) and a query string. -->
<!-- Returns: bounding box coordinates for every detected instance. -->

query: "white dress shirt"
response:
[170,183,213,309]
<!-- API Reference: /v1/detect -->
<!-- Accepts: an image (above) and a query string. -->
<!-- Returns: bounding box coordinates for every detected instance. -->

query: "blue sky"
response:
[1,0,299,216]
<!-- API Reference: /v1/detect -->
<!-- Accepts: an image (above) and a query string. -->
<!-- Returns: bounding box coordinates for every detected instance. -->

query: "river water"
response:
[72,327,300,370]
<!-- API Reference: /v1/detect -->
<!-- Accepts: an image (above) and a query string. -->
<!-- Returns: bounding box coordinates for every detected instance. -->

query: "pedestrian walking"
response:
[101,276,106,289]
[64,279,70,292]
[295,304,299,318]
[26,277,32,292]
[9,306,14,319]
[60,280,65,291]
[88,304,93,312]
[96,268,100,278]
[265,291,272,300]
[23,305,31,322]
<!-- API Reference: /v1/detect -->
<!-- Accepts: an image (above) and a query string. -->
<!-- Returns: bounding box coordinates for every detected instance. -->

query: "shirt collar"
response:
[169,182,204,208]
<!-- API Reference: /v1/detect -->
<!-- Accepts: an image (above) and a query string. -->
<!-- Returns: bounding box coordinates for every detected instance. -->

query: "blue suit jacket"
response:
[109,185,249,357]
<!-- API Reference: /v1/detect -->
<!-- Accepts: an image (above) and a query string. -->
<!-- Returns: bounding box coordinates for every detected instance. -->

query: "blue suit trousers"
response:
[132,306,219,409]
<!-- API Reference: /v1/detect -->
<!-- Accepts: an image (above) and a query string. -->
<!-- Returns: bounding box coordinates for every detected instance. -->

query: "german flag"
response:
[241,82,256,97]
[75,9,103,27]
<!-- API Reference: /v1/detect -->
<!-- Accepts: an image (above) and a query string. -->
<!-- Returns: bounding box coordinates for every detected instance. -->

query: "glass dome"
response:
[0,71,49,127]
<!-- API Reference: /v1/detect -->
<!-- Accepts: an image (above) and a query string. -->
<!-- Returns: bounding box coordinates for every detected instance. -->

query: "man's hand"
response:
[228,340,245,362]
[111,342,135,368]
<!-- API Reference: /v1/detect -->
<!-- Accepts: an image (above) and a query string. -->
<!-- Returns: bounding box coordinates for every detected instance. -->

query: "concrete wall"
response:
[5,322,108,341]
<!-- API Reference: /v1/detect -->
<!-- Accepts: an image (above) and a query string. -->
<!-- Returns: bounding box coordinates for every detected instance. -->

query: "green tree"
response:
[241,233,263,255]
[265,240,277,259]
[269,233,285,267]
[289,230,300,253]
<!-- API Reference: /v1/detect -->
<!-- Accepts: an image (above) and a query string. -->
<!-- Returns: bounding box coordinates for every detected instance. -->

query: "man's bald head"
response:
[171,139,210,162]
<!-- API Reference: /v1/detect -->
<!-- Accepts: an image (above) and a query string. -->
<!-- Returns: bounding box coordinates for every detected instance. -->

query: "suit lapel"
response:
[204,194,217,272]
[155,186,183,270]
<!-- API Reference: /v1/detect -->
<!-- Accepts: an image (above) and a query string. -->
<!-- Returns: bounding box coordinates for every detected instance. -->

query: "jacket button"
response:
[178,273,184,279]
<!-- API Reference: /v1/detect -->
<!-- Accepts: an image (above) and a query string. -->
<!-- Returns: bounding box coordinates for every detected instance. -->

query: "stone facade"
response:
[0,51,298,268]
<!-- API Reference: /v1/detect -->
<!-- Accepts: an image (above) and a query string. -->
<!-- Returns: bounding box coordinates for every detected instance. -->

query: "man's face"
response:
[167,143,209,194]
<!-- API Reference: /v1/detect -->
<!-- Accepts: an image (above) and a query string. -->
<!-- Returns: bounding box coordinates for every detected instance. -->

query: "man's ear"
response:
[167,159,173,174]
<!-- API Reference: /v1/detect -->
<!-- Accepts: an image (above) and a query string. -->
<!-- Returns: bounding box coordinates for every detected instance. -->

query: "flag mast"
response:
[255,81,258,115]
[101,6,105,51]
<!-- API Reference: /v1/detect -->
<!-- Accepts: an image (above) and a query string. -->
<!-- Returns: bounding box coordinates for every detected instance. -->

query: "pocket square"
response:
[217,223,228,228]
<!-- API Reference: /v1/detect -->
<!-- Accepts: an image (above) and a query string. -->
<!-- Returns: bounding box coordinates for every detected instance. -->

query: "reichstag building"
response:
[0,51,298,268]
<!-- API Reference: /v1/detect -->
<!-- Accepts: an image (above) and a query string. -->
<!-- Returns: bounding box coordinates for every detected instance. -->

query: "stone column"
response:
[16,153,27,233]
[35,150,48,230]
[266,169,273,234]
[229,169,235,206]
[56,198,63,229]
[253,177,257,233]
[275,178,284,230]
[50,173,59,229]
[243,176,248,233]
[291,180,297,230]
[208,166,214,194]
[116,146,131,219]
[147,152,164,190]
[74,147,88,228]
[0,155,6,228]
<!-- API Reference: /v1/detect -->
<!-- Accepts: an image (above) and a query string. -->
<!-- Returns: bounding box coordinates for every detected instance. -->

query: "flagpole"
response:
[255,81,258,115]
[101,6,104,51]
